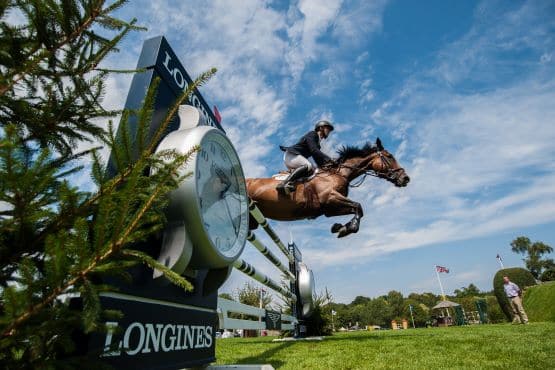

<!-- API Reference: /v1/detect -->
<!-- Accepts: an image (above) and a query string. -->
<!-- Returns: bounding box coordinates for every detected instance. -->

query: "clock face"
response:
[195,131,248,259]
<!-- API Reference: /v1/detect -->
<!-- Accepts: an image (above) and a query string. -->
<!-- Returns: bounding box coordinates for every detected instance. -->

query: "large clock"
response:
[155,116,249,271]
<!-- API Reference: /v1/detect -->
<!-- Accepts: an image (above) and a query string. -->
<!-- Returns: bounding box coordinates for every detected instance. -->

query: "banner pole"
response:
[435,266,446,301]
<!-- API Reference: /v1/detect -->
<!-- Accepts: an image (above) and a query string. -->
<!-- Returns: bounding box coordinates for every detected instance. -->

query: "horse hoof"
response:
[331,223,342,233]
[337,226,349,238]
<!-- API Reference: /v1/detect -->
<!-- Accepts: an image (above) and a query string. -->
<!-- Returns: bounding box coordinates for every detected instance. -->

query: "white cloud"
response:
[433,1,555,86]
[288,2,555,270]
[332,0,387,45]
[358,78,375,105]
[285,0,343,85]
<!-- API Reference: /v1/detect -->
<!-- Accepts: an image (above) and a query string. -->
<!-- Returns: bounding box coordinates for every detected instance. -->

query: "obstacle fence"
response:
[217,200,314,333]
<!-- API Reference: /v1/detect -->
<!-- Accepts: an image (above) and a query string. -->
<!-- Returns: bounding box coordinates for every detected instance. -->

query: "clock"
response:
[154,115,249,271]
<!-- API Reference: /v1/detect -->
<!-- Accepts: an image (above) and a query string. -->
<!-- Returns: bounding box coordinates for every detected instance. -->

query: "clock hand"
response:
[222,195,238,235]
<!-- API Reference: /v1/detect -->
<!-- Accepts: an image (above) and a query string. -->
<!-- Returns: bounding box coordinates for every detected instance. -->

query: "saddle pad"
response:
[272,169,319,181]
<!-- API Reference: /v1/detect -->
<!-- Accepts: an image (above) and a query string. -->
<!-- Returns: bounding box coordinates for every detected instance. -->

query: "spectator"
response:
[503,276,529,324]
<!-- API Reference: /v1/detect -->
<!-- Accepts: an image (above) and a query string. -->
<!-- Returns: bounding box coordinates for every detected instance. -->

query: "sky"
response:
[10,0,555,303]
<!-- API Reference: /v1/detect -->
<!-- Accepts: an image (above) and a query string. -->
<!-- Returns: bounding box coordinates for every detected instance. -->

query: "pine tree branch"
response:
[0,2,107,96]
[2,181,165,338]
[24,70,215,252]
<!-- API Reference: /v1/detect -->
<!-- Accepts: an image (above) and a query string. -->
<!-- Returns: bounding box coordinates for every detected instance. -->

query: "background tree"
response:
[365,297,391,327]
[0,1,215,367]
[236,282,272,308]
[384,290,405,320]
[403,299,430,327]
[454,283,481,298]
[407,292,440,308]
[510,236,554,280]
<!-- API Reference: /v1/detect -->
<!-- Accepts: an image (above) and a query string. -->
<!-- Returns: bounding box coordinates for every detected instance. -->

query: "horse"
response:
[246,138,410,238]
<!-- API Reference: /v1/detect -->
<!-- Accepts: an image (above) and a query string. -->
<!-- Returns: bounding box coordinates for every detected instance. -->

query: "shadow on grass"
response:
[222,341,295,369]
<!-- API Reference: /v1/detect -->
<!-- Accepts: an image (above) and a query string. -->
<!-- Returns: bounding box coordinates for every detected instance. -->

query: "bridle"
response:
[323,151,404,188]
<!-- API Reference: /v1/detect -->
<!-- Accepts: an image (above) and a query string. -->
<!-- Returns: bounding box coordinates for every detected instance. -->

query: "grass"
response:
[524,281,555,322]
[215,323,555,369]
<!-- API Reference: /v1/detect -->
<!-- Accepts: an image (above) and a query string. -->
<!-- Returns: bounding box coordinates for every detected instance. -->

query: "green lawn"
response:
[215,323,555,369]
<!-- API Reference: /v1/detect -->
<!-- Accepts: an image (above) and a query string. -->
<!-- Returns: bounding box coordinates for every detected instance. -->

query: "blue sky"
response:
[12,1,555,303]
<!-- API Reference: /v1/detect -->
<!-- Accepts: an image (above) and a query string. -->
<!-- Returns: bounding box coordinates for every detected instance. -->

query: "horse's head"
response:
[371,138,410,187]
[336,138,410,187]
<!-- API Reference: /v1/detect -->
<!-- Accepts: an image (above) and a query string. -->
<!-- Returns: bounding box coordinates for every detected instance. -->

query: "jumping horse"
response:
[246,138,410,238]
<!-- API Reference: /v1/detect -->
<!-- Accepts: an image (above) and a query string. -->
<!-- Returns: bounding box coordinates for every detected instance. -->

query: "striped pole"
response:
[249,199,293,262]
[247,231,296,282]
[233,258,297,303]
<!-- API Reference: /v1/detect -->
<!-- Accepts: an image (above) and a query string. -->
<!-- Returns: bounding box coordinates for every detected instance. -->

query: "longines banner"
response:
[135,35,223,132]
[107,35,223,178]
[90,294,217,369]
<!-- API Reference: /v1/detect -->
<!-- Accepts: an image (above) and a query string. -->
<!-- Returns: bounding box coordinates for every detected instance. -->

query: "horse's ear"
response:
[376,137,384,151]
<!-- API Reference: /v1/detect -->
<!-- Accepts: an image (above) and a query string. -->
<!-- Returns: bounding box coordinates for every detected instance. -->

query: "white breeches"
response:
[284,151,313,172]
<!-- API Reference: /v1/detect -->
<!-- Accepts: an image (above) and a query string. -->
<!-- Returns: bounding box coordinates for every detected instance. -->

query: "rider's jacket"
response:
[280,131,332,167]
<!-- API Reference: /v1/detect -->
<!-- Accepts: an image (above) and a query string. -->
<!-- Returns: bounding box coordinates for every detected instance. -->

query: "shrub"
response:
[523,282,555,322]
[540,269,555,282]
[493,268,536,321]
[304,305,333,336]
[484,296,506,323]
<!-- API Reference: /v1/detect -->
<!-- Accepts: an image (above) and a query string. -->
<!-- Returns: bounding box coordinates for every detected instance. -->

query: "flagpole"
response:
[409,305,416,328]
[496,254,504,269]
[435,266,446,301]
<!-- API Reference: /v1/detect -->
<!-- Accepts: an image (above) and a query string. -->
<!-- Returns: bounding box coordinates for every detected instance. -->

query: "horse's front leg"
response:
[323,192,364,238]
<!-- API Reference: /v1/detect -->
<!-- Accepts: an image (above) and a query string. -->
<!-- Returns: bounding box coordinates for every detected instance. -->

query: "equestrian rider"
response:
[276,120,335,193]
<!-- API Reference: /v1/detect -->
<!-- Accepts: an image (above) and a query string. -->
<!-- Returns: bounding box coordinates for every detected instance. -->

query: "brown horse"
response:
[246,138,410,238]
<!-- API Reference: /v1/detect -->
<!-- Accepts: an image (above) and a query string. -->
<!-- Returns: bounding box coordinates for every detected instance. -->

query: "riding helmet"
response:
[314,120,334,131]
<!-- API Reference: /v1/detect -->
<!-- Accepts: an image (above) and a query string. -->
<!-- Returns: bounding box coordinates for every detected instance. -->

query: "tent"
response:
[432,300,460,309]
[432,301,466,326]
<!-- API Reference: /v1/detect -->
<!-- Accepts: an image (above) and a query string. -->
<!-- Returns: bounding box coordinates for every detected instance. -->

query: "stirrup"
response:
[276,182,295,194]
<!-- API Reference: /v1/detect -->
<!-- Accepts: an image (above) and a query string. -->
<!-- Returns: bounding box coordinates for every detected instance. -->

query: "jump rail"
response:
[218,201,303,332]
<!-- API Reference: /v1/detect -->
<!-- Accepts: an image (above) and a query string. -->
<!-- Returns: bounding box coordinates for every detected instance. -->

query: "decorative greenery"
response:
[302,288,333,336]
[0,1,216,367]
[493,267,536,322]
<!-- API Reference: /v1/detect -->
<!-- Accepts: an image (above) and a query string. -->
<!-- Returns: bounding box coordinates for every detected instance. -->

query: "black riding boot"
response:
[276,165,310,194]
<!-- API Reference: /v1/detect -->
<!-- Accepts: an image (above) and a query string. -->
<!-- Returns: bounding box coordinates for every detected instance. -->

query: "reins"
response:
[322,151,403,188]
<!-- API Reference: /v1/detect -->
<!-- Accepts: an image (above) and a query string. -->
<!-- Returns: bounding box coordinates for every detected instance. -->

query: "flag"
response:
[496,254,503,261]
[331,310,337,316]
[213,105,222,124]
[436,265,449,273]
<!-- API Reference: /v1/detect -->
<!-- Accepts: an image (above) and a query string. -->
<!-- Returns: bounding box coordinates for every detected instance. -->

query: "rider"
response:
[276,120,335,193]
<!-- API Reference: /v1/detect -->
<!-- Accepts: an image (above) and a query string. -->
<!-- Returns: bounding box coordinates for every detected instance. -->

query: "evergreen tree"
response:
[0,1,216,367]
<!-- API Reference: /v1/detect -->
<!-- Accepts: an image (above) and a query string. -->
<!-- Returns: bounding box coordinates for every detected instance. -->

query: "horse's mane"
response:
[336,142,377,163]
